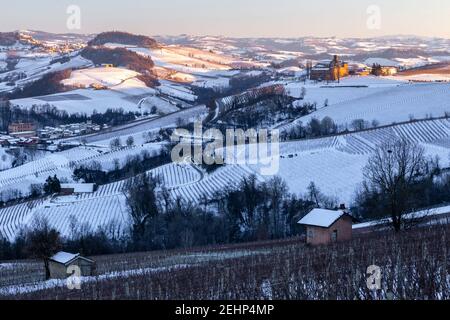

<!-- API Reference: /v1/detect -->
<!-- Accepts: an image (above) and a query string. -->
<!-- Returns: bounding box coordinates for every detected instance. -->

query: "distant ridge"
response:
[88,31,158,48]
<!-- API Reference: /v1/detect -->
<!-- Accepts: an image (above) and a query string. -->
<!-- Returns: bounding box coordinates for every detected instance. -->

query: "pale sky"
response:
[1,0,449,38]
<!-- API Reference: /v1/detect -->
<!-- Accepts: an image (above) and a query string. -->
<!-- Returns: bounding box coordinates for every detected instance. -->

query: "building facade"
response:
[298,208,354,246]
[310,55,349,82]
[8,122,36,134]
[49,252,96,279]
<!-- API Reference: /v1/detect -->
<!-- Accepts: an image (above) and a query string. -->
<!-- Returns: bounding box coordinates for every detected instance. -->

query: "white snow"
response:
[61,67,141,88]
[298,208,346,227]
[353,205,450,230]
[365,58,400,67]
[50,251,79,264]
[286,82,450,129]
[60,183,95,193]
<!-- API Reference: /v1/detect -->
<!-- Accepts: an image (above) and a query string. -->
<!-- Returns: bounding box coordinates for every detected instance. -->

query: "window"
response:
[331,230,338,242]
[307,229,314,239]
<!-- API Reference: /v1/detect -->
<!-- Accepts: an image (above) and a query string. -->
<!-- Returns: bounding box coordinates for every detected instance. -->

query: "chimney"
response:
[339,203,346,210]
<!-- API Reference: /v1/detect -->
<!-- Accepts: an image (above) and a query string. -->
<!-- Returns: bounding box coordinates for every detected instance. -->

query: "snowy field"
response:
[60,105,207,146]
[0,55,92,93]
[5,118,450,241]
[11,89,143,115]
[0,162,201,241]
[282,81,450,132]
[11,66,161,115]
[104,42,243,90]
[61,67,141,88]
[251,119,450,206]
[0,143,164,202]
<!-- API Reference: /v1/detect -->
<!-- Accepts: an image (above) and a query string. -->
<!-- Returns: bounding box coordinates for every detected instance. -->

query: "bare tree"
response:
[363,139,427,232]
[25,217,62,280]
[123,174,160,241]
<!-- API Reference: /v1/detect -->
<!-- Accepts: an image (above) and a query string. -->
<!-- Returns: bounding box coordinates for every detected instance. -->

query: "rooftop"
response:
[298,208,347,228]
[61,183,96,193]
[50,251,79,264]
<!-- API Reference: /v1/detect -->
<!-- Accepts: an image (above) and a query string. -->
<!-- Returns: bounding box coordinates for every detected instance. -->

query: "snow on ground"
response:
[61,67,141,88]
[60,105,207,146]
[157,80,197,102]
[251,119,450,205]
[261,148,368,204]
[365,57,400,67]
[140,95,179,115]
[0,161,199,241]
[0,148,14,171]
[2,119,450,241]
[289,86,391,109]
[11,66,159,115]
[390,73,450,82]
[104,43,241,90]
[10,63,200,116]
[130,46,232,74]
[11,89,142,115]
[353,204,450,230]
[0,143,163,203]
[0,55,92,93]
[283,82,450,130]
[286,75,405,100]
[0,264,190,296]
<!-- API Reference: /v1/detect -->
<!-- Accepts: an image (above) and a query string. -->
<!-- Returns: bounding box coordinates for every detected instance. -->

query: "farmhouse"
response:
[60,183,96,195]
[49,251,95,279]
[298,208,354,245]
[310,55,349,81]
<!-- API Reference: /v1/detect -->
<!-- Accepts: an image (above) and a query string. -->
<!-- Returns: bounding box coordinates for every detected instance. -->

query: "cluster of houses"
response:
[38,121,102,139]
[0,121,103,150]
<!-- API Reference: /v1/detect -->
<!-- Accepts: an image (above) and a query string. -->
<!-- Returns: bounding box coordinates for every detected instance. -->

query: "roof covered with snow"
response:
[298,208,348,228]
[61,183,95,193]
[50,252,80,264]
[50,251,94,265]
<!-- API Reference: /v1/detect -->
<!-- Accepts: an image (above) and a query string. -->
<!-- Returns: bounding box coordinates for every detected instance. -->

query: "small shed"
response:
[298,208,354,246]
[49,251,96,279]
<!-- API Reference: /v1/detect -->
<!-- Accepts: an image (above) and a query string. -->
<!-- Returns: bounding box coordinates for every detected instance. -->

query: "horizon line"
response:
[11,29,450,41]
